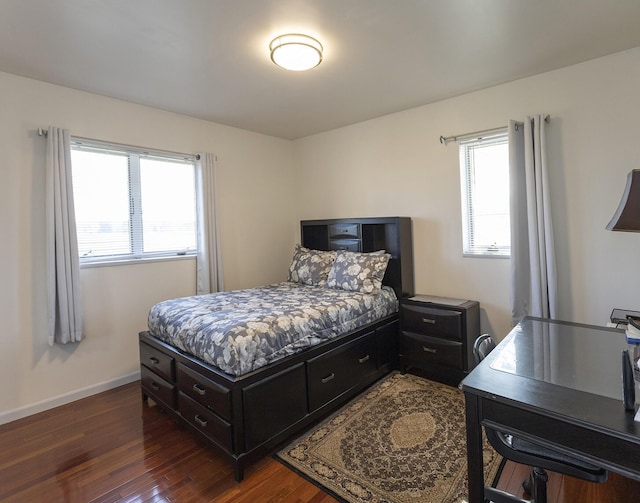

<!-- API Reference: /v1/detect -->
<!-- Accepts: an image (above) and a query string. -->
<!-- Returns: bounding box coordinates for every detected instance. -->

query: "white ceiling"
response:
[2,0,640,140]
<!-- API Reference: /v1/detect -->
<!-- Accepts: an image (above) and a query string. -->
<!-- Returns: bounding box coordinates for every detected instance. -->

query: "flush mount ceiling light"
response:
[269,33,323,71]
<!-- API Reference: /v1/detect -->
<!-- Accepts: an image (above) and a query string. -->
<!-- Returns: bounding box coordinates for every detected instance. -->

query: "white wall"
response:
[293,47,640,340]
[3,47,640,423]
[0,71,295,422]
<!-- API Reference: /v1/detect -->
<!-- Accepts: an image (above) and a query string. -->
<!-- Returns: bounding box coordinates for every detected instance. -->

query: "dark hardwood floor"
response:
[1,382,638,502]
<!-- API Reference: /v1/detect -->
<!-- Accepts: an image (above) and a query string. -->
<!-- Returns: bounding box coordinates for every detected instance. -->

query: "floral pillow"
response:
[326,250,391,294]
[288,245,336,286]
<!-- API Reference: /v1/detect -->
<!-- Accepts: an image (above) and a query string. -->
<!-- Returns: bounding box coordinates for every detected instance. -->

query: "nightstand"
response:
[400,295,480,385]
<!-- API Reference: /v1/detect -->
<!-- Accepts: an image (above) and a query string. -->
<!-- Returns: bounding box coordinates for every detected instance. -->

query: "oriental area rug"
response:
[276,372,502,503]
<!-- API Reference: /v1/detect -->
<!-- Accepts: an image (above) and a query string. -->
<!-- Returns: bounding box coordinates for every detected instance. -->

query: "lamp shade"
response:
[606,169,640,232]
[270,34,323,71]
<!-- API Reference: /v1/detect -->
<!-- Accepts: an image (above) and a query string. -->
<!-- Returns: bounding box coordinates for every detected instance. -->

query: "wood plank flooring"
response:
[1,382,638,502]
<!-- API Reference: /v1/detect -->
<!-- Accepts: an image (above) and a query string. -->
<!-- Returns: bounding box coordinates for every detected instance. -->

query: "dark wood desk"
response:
[460,317,640,503]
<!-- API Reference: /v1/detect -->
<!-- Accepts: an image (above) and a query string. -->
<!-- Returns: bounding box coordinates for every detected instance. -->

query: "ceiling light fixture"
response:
[269,33,323,71]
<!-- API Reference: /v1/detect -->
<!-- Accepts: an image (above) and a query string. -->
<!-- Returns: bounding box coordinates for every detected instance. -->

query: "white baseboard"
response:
[0,370,141,426]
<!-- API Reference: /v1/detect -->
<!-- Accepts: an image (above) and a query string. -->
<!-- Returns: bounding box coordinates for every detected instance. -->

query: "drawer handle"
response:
[150,381,160,390]
[149,357,160,365]
[321,373,335,384]
[192,383,206,396]
[423,346,437,354]
[358,355,370,364]
[194,414,208,427]
[422,318,436,324]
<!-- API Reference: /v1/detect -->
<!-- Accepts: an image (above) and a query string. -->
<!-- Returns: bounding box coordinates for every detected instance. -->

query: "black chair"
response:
[472,334,608,503]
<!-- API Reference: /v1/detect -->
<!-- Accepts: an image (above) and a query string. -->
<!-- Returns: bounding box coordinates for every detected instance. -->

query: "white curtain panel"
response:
[509,116,558,325]
[195,153,224,295]
[45,126,83,345]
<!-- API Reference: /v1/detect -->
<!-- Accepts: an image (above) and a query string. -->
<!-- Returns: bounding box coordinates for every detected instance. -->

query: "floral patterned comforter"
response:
[147,282,398,376]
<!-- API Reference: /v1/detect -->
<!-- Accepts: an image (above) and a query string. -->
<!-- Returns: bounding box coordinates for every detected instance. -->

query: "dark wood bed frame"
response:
[139,217,414,481]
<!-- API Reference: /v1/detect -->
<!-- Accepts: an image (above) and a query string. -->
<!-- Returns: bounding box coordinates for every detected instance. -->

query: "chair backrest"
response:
[473,334,496,365]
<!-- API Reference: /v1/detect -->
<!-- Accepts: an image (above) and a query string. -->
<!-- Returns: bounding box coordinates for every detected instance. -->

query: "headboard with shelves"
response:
[300,217,414,299]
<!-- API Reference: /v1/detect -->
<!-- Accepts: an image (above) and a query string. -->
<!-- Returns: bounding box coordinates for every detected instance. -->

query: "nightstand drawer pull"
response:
[192,383,206,396]
[423,346,438,354]
[321,373,336,384]
[149,356,160,365]
[151,381,160,390]
[194,414,208,427]
[358,355,370,364]
[422,318,436,324]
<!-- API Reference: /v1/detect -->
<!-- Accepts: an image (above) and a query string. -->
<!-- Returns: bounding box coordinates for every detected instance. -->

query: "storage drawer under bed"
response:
[177,363,231,420]
[140,341,175,382]
[140,365,176,409]
[306,331,377,412]
[179,392,233,452]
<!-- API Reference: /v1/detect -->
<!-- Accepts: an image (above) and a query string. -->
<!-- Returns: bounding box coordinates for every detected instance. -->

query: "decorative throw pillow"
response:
[288,245,336,286]
[326,250,391,294]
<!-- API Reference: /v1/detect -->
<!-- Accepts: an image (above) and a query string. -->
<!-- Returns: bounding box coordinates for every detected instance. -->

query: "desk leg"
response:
[464,392,484,503]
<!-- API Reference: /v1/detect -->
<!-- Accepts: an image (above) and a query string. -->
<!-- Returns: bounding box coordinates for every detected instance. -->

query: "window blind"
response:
[459,131,510,257]
[70,138,197,263]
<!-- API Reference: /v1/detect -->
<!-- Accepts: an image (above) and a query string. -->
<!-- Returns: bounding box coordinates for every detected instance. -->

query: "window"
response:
[71,139,197,264]
[459,131,510,257]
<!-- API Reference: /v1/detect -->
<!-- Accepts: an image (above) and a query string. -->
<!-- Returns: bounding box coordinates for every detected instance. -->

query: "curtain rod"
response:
[439,115,550,145]
[36,128,195,161]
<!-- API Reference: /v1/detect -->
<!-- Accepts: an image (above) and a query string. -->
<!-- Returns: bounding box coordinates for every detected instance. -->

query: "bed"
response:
[139,217,414,480]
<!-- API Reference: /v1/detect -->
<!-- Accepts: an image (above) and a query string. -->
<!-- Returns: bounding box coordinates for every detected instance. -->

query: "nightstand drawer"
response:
[402,332,463,369]
[401,305,462,340]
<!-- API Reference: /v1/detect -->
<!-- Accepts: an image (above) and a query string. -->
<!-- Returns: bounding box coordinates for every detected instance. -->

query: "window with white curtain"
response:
[459,131,510,257]
[70,139,197,264]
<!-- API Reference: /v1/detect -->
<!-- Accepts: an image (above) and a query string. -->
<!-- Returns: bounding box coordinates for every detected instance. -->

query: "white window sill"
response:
[462,252,510,259]
[80,253,196,269]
